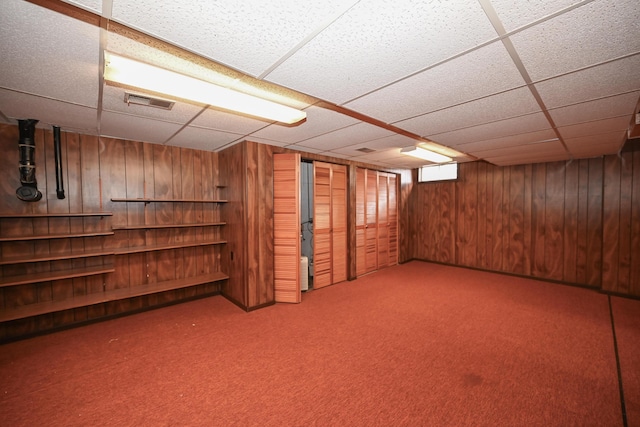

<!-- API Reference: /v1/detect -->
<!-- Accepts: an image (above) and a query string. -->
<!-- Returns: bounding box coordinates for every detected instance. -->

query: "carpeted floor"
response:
[0,261,637,426]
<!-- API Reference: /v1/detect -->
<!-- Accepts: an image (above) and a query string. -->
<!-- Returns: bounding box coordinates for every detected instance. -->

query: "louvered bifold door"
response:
[355,167,367,276]
[388,174,398,266]
[313,162,332,289]
[331,164,347,284]
[274,153,301,303]
[365,169,378,273]
[377,173,389,269]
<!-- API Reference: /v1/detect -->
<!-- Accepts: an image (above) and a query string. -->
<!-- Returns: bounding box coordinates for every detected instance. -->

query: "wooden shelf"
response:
[0,231,114,242]
[0,249,115,265]
[112,222,226,230]
[0,265,114,288]
[0,212,112,218]
[0,272,228,322]
[114,240,227,255]
[111,198,227,203]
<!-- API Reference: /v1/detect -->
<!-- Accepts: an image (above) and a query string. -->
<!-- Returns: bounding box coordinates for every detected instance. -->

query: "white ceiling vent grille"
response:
[124,93,175,110]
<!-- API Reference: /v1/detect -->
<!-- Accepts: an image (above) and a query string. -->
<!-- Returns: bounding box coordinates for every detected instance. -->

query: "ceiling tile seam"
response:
[424,110,547,138]
[477,0,572,160]
[340,0,597,108]
[529,51,640,87]
[258,1,361,80]
[340,36,502,106]
[161,106,259,146]
[389,85,532,128]
[546,89,640,115]
[0,86,97,110]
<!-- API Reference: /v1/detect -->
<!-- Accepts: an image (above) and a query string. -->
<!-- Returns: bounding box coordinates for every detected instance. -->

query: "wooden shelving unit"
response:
[112,222,225,230]
[114,240,227,255]
[110,198,227,203]
[0,272,228,322]
[0,212,114,321]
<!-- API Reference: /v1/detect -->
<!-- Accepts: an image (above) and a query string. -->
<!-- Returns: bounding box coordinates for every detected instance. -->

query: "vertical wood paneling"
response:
[563,160,579,284]
[531,163,546,277]
[509,165,525,274]
[617,151,633,295]
[545,162,565,281]
[491,166,503,271]
[586,158,603,287]
[575,159,590,284]
[476,162,488,269]
[631,150,640,296]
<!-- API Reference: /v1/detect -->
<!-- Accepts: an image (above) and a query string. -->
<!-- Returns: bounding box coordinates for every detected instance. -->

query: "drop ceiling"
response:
[0,0,638,168]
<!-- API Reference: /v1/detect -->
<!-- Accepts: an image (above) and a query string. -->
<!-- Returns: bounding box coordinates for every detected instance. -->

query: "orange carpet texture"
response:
[1,261,637,426]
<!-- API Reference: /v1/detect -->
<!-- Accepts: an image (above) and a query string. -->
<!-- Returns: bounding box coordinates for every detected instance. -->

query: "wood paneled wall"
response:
[219,140,275,311]
[409,150,640,297]
[0,123,225,340]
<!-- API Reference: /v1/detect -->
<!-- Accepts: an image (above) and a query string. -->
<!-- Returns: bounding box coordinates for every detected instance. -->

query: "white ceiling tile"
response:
[285,145,324,155]
[293,122,394,151]
[244,137,290,148]
[488,152,572,166]
[0,0,100,107]
[61,0,102,13]
[428,112,552,146]
[102,85,203,124]
[190,107,270,135]
[266,0,497,105]
[510,0,640,81]
[110,0,357,77]
[343,41,526,123]
[548,91,640,126]
[456,129,558,153]
[489,0,584,31]
[395,87,540,136]
[557,116,630,140]
[471,140,567,158]
[0,88,98,134]
[534,54,640,109]
[165,126,243,151]
[250,106,358,144]
[564,130,627,157]
[100,111,183,144]
[329,134,419,156]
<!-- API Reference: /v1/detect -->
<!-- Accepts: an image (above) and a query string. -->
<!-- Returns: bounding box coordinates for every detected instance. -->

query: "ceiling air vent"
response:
[356,147,376,153]
[124,93,175,110]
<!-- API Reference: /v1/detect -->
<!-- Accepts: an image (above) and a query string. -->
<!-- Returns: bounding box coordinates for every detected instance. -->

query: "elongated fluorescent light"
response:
[400,146,452,163]
[104,52,306,124]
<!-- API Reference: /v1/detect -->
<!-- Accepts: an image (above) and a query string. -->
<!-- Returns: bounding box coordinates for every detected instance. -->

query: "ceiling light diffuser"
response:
[104,52,307,124]
[400,146,452,163]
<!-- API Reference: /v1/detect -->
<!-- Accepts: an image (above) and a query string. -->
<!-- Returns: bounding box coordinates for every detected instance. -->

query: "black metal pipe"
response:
[53,126,65,199]
[16,119,42,202]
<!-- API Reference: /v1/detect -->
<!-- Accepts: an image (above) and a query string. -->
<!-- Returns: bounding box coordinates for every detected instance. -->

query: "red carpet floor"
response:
[0,261,636,426]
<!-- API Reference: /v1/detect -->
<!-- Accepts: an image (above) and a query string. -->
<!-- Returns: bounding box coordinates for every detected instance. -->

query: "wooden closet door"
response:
[331,164,347,284]
[365,169,378,273]
[377,173,389,269]
[388,174,398,266]
[314,162,332,289]
[355,167,366,276]
[273,153,301,303]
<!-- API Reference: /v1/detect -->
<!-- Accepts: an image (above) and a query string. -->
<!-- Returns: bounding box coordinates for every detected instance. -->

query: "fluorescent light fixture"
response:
[104,52,306,124]
[400,146,452,163]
